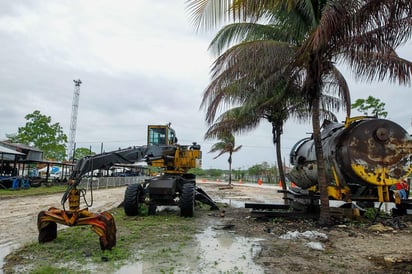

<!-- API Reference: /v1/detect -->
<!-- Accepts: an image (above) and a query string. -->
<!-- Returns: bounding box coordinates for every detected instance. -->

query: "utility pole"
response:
[68,79,82,161]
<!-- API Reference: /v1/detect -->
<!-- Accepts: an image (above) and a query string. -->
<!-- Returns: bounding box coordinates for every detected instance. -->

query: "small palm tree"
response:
[208,133,242,186]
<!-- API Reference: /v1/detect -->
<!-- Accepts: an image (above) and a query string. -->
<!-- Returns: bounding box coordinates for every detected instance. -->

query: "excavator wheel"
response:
[180,183,195,217]
[98,211,117,250]
[37,211,57,243]
[124,184,143,216]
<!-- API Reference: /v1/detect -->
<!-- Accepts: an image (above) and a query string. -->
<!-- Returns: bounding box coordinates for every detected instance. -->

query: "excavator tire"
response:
[180,183,195,217]
[124,184,143,216]
[37,211,57,243]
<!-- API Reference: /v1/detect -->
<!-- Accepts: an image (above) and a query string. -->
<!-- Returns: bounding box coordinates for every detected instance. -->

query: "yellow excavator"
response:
[37,124,218,250]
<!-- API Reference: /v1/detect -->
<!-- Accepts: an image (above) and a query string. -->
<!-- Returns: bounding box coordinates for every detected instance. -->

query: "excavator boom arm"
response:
[69,145,179,184]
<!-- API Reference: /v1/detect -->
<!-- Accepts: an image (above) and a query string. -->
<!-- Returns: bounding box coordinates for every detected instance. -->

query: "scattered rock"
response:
[368,223,394,232]
[213,224,235,230]
[279,230,328,241]
[384,254,409,264]
[306,242,325,251]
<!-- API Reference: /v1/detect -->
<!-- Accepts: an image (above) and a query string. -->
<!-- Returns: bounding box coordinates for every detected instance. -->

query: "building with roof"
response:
[0,141,73,188]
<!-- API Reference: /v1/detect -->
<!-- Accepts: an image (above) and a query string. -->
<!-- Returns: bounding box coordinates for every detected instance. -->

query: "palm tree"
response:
[204,83,343,202]
[208,132,242,186]
[199,17,345,203]
[187,0,412,225]
[191,3,350,213]
[206,102,293,196]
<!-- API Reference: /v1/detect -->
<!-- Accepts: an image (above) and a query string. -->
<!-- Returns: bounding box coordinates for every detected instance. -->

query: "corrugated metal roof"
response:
[0,141,41,152]
[0,145,25,155]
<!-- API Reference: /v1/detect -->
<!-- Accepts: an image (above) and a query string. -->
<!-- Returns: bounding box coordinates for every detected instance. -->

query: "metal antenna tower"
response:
[68,79,82,160]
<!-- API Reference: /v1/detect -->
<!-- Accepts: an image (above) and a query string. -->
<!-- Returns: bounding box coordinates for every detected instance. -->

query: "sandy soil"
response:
[1,181,412,273]
[0,186,128,248]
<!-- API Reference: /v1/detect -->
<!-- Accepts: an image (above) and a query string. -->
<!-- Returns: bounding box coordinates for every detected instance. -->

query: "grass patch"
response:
[3,205,205,273]
[0,184,67,198]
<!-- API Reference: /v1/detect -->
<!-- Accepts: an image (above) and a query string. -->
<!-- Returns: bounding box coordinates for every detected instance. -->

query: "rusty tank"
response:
[287,117,412,203]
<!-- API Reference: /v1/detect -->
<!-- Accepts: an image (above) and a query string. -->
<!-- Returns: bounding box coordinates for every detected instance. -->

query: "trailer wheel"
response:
[124,184,143,216]
[180,183,195,217]
[148,204,157,215]
[356,201,375,210]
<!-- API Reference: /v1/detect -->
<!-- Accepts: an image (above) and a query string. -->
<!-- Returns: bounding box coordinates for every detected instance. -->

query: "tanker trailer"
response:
[287,117,412,204]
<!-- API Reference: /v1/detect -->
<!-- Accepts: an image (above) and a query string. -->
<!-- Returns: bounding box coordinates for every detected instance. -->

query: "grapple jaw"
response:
[37,183,117,250]
[37,208,116,250]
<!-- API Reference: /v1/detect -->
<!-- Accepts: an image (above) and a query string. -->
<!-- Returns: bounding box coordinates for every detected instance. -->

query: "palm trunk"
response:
[312,97,331,226]
[306,51,331,226]
[228,152,232,186]
[272,123,288,204]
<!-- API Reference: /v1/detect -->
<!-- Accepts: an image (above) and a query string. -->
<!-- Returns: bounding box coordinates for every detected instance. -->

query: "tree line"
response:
[191,161,281,184]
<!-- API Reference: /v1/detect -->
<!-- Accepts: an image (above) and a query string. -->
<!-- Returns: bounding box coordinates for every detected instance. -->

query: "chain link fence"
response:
[77,176,149,190]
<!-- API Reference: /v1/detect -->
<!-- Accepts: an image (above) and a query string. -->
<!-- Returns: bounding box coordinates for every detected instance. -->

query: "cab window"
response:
[148,127,167,145]
[168,129,176,144]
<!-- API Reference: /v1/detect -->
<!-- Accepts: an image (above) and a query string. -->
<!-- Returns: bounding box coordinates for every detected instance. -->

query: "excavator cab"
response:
[147,124,177,146]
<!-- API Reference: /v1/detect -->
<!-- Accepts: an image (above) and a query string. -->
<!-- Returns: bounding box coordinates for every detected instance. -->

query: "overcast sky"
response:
[1,1,411,170]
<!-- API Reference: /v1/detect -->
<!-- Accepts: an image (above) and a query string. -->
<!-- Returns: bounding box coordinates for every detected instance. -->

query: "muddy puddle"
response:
[115,225,264,274]
[217,197,247,208]
[0,242,18,271]
[194,226,264,273]
[211,183,284,208]
[217,194,283,208]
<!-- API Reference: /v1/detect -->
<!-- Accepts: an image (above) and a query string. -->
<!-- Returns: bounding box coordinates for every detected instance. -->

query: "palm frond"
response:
[186,0,234,32]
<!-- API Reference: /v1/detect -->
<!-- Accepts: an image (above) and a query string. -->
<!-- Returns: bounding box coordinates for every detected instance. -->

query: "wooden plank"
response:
[245,203,290,210]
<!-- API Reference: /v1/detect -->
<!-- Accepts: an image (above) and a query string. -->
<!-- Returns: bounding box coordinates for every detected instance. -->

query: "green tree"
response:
[187,0,412,225]
[188,167,207,177]
[208,133,242,186]
[207,168,223,178]
[248,164,263,183]
[351,96,388,118]
[74,147,96,160]
[7,110,67,161]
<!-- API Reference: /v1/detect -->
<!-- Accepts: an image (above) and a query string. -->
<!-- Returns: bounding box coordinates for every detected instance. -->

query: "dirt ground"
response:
[1,181,412,273]
[0,186,128,271]
[201,182,412,274]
